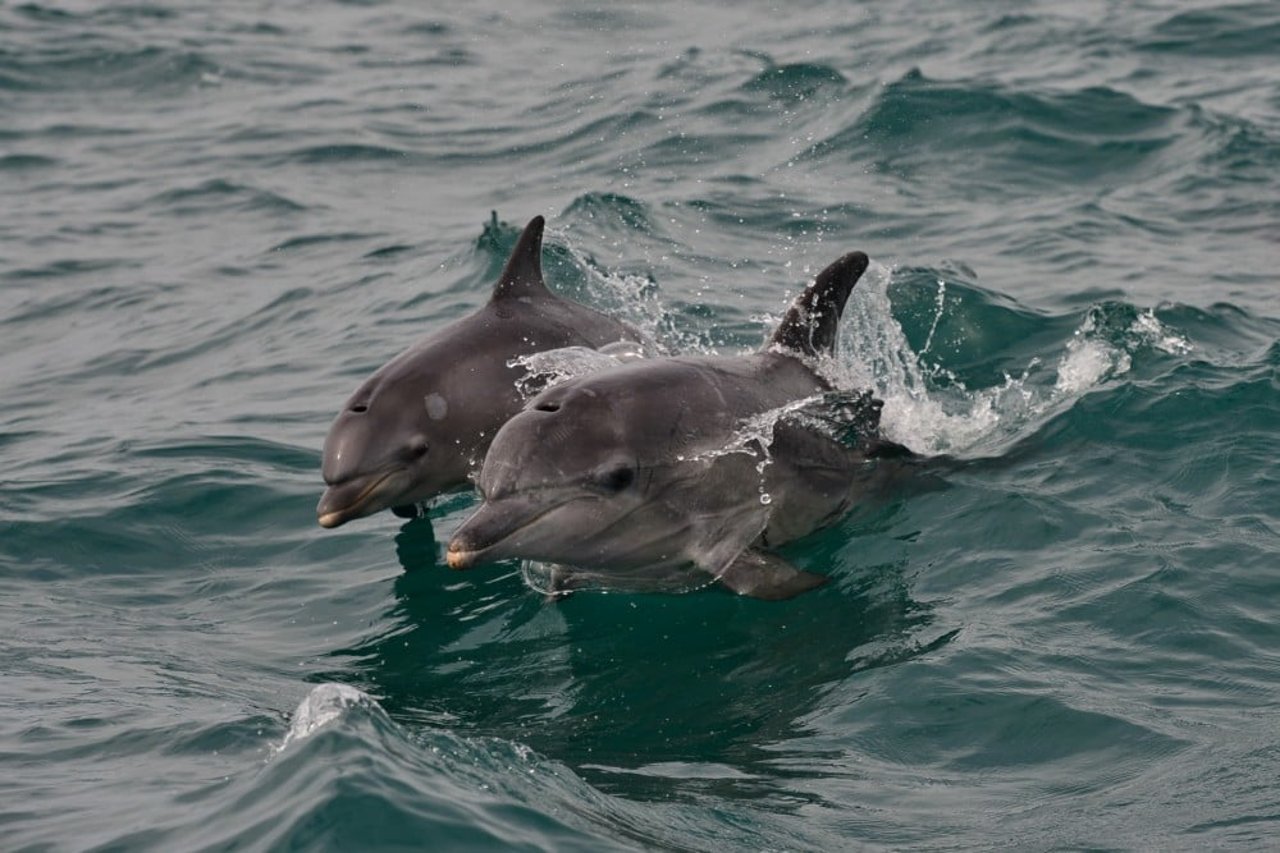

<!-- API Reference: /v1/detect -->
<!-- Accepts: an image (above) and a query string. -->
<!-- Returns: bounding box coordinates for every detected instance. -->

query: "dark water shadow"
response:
[324,500,955,808]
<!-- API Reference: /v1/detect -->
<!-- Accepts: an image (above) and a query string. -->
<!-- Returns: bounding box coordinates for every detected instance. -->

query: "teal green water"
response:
[2,1,1279,849]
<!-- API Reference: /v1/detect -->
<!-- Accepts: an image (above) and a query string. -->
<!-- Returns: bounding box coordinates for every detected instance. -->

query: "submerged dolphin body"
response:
[447,250,915,599]
[317,216,644,529]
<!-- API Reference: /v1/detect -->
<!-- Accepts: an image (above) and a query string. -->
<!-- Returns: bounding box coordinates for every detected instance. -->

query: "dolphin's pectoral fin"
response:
[544,564,581,602]
[717,550,828,600]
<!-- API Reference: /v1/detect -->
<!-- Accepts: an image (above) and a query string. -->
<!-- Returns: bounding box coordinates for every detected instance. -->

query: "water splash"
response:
[1128,307,1193,355]
[275,683,380,754]
[831,263,1192,457]
[696,394,827,463]
[551,229,678,353]
[508,260,1196,597]
[508,343,650,400]
[919,278,948,356]
[1055,316,1131,395]
[830,263,1004,454]
[514,397,829,597]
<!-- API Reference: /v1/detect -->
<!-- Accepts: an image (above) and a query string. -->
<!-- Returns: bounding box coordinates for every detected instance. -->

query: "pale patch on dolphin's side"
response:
[424,393,448,421]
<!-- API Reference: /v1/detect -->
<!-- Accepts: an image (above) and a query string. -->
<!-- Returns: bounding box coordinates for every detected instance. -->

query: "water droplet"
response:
[759,493,772,505]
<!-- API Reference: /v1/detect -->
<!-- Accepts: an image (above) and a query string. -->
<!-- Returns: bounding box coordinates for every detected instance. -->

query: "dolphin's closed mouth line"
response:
[445,547,479,570]
[318,470,397,528]
[447,498,573,569]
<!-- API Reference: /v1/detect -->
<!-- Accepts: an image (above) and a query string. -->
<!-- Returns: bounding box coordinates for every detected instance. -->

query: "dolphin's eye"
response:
[597,465,634,493]
[350,404,368,414]
[534,401,560,413]
[406,438,428,460]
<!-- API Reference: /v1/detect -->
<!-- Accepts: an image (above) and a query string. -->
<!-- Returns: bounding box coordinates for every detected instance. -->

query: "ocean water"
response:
[2,0,1278,849]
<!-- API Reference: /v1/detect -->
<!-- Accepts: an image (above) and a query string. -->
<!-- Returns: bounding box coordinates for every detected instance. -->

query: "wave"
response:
[1144,4,1280,57]
[800,69,1179,190]
[0,43,222,94]
[146,179,307,216]
[154,683,814,851]
[741,62,849,102]
[3,4,1280,847]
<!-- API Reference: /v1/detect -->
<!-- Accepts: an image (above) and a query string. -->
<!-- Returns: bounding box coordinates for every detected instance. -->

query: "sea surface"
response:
[2,0,1278,849]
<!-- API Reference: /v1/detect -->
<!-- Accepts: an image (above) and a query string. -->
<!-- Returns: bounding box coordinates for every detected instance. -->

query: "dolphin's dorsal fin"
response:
[768,251,869,357]
[491,216,552,301]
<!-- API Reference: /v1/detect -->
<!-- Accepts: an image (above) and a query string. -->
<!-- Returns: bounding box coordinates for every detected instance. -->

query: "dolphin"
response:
[446,250,916,599]
[317,216,646,529]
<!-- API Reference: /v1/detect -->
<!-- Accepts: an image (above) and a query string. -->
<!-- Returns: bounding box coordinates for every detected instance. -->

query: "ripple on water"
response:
[1144,5,1280,57]
[2,0,1280,849]
[0,44,223,94]
[740,62,849,101]
[799,69,1179,191]
[147,178,308,216]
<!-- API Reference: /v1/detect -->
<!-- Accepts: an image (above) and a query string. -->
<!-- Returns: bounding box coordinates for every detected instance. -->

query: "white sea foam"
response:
[832,263,1016,455]
[506,263,1200,597]
[275,683,376,754]
[1130,308,1193,355]
[518,249,1194,464]
[831,263,1189,457]
[1054,336,1130,395]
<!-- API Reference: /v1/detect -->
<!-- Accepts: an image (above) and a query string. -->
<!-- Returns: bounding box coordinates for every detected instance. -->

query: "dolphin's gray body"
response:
[446,250,913,599]
[318,216,644,528]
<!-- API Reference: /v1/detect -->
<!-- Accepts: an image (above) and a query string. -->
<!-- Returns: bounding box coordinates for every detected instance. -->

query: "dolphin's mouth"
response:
[445,543,490,570]
[446,494,576,569]
[317,470,400,529]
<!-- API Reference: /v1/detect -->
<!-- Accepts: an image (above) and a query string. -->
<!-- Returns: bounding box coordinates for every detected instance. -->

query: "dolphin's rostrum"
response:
[317,216,645,529]
[447,250,914,599]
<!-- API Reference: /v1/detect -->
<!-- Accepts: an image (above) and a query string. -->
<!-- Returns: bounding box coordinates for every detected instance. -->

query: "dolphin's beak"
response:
[316,471,397,529]
[317,500,353,529]
[446,493,570,569]
[445,541,477,569]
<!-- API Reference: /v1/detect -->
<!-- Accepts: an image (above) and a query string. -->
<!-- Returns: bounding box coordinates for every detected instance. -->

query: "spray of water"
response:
[552,223,1193,459]
[507,344,648,400]
[275,683,379,755]
[830,263,1191,457]
[509,247,1194,594]
[551,228,678,353]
